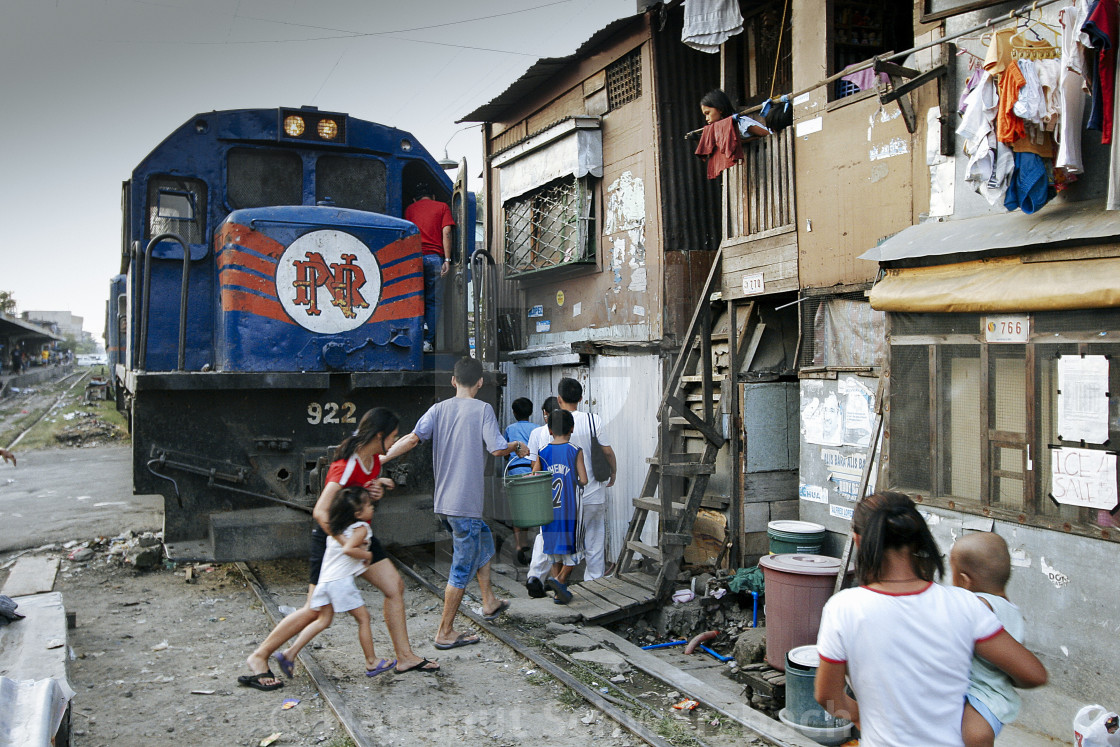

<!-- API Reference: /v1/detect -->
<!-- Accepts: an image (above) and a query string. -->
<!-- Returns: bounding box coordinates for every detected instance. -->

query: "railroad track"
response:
[5,369,89,448]
[237,554,809,747]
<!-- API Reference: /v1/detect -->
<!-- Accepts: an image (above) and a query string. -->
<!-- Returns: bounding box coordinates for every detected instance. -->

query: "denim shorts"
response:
[965,694,1004,737]
[440,515,495,589]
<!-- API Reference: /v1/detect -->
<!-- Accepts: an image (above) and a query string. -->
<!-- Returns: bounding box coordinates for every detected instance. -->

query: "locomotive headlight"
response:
[317,118,339,140]
[283,115,306,137]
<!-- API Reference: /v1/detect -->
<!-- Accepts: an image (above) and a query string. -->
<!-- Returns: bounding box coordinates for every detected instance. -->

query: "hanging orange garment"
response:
[695,117,743,179]
[997,61,1028,144]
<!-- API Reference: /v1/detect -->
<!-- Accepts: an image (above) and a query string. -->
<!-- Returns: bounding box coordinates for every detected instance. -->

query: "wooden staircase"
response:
[564,247,760,623]
[613,247,757,599]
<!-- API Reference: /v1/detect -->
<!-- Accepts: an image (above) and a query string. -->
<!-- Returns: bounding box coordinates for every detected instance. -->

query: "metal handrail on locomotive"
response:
[107,107,500,562]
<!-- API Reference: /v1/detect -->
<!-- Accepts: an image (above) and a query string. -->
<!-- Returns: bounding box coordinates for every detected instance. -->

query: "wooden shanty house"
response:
[684,0,1120,740]
[459,6,736,608]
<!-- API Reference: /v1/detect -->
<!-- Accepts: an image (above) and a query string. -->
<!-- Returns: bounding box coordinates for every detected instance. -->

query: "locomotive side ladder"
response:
[616,247,755,599]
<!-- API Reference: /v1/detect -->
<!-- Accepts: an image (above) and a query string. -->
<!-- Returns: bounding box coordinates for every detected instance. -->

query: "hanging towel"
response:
[682,0,743,54]
[1004,151,1050,214]
[1057,1,1091,173]
[1083,0,1119,142]
[840,66,890,92]
[695,117,743,179]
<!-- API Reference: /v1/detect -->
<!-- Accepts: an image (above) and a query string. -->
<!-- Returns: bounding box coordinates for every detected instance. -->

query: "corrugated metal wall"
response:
[650,4,722,256]
[500,353,661,566]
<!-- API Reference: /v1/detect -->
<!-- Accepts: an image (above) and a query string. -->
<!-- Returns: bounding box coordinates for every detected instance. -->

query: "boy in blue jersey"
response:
[504,397,537,563]
[531,409,587,604]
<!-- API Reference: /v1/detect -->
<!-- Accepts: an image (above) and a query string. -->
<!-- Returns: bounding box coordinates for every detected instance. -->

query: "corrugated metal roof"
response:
[0,314,65,341]
[457,14,642,124]
[861,199,1120,263]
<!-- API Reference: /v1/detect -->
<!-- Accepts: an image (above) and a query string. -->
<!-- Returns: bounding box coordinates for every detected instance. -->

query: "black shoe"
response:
[516,547,531,566]
[545,576,572,605]
[526,577,546,598]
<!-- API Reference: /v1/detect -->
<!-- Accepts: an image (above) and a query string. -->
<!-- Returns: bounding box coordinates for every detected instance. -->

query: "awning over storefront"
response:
[493,116,603,203]
[869,255,1120,312]
[860,199,1120,263]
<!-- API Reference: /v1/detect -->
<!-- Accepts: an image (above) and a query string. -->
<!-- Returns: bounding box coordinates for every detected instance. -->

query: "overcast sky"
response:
[0,0,635,339]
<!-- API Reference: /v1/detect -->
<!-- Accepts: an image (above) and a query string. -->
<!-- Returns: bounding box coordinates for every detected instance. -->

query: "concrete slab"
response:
[570,648,631,674]
[0,592,69,682]
[996,724,1064,746]
[550,632,599,652]
[1,556,59,597]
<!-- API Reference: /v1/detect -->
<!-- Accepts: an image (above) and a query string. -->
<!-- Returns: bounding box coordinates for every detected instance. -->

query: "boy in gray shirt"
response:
[383,357,526,649]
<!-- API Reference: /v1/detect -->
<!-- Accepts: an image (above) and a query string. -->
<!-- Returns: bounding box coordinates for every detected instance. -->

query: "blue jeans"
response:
[422,254,444,345]
[439,515,495,589]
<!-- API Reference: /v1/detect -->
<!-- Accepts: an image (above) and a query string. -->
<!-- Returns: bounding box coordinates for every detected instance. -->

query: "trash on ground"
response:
[672,699,699,711]
[281,698,300,710]
[260,734,281,747]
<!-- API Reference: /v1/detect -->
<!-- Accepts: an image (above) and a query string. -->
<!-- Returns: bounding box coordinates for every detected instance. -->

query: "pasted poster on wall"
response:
[1050,446,1118,510]
[801,376,875,447]
[1057,355,1110,444]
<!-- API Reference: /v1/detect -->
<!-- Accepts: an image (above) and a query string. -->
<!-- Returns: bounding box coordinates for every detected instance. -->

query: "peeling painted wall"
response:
[484,36,665,349]
[919,511,1114,741]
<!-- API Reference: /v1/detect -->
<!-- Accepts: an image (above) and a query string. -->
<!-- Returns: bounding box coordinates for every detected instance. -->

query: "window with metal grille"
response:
[504,176,595,277]
[228,148,302,209]
[316,155,386,213]
[147,176,207,243]
[606,48,642,110]
[887,309,1120,543]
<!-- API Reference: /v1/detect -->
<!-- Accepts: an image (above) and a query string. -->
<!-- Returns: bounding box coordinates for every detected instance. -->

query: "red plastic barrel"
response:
[758,554,841,671]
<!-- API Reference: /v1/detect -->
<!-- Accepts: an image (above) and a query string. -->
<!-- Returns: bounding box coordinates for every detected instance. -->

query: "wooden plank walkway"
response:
[566,574,659,625]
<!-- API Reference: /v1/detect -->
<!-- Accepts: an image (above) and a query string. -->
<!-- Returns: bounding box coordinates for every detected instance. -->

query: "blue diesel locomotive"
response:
[109,106,497,561]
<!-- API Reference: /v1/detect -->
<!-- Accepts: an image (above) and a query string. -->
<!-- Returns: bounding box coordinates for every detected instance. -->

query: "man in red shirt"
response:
[404,181,455,352]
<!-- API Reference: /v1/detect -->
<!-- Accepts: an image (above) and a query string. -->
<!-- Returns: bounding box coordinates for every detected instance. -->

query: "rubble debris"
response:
[732,628,766,666]
[53,410,126,447]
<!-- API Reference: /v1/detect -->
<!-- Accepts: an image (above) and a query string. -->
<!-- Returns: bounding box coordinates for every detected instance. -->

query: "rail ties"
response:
[238,556,801,747]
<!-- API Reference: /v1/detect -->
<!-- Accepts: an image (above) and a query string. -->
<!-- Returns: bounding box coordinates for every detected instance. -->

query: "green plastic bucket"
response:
[767,520,826,555]
[503,462,554,528]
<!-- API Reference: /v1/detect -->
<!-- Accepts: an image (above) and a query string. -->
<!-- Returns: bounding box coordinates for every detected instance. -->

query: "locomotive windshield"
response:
[316,155,386,213]
[228,148,302,209]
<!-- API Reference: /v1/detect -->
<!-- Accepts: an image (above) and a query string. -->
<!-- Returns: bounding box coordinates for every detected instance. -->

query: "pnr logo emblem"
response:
[275,230,381,333]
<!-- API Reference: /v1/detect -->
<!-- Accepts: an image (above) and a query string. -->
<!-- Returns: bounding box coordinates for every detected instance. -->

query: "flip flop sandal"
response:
[482,600,510,621]
[396,658,440,674]
[273,652,295,678]
[434,633,481,650]
[366,659,397,677]
[237,671,283,691]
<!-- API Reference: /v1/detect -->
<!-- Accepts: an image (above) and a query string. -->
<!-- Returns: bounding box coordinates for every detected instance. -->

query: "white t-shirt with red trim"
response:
[816,581,1004,747]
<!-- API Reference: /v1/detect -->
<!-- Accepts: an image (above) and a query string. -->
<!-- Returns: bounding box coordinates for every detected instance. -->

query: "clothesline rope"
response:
[738,0,1068,118]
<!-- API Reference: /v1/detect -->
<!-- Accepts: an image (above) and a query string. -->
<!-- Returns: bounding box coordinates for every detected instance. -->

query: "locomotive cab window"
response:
[316,155,387,213]
[147,177,206,243]
[228,148,302,209]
